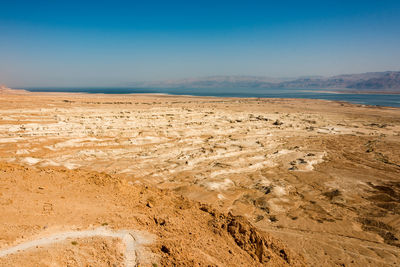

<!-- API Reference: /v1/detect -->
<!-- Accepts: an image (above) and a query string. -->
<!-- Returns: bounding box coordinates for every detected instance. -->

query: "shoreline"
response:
[300,89,400,95]
[19,85,400,95]
[2,86,400,109]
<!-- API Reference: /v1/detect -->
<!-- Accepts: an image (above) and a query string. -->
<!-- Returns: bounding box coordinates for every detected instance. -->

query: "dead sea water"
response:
[25,87,400,107]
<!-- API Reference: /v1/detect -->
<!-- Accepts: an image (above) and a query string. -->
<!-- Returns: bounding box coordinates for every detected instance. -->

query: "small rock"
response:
[161,245,170,254]
[297,158,307,164]
[269,216,278,222]
[273,120,283,126]
[154,216,166,226]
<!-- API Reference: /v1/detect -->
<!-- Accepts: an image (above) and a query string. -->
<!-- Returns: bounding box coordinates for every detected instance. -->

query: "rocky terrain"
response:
[0,161,303,266]
[0,89,399,266]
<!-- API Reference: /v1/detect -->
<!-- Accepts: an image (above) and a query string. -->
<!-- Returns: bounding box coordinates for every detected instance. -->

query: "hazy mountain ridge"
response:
[346,72,400,90]
[278,71,400,90]
[127,75,285,89]
[129,71,400,91]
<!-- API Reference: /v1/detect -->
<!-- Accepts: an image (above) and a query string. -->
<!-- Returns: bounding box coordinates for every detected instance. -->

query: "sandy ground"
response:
[0,88,399,266]
[0,162,303,266]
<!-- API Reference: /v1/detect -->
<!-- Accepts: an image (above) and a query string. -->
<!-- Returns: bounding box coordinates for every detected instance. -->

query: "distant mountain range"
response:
[128,71,400,91]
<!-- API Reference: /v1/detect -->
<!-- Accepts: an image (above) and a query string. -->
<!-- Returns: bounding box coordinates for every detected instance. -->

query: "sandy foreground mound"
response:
[0,90,400,266]
[0,162,304,266]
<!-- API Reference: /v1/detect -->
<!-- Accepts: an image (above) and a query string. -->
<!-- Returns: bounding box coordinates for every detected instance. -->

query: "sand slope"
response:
[0,162,304,266]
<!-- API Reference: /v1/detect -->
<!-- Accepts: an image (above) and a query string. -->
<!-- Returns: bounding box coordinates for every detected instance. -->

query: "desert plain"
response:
[0,87,399,266]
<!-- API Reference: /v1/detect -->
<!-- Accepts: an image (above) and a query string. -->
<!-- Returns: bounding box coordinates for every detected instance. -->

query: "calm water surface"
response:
[25,87,400,108]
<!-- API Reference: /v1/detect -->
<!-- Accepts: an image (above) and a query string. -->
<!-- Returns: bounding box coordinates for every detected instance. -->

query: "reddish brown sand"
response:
[0,88,399,266]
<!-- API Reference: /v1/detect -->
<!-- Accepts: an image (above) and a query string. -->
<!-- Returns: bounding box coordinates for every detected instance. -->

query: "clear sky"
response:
[1,0,400,87]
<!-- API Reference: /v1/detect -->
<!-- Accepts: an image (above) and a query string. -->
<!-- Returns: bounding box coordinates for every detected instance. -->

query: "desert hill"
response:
[0,162,304,266]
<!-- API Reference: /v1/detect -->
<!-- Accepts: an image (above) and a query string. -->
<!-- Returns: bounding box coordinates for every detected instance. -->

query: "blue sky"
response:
[1,0,400,87]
